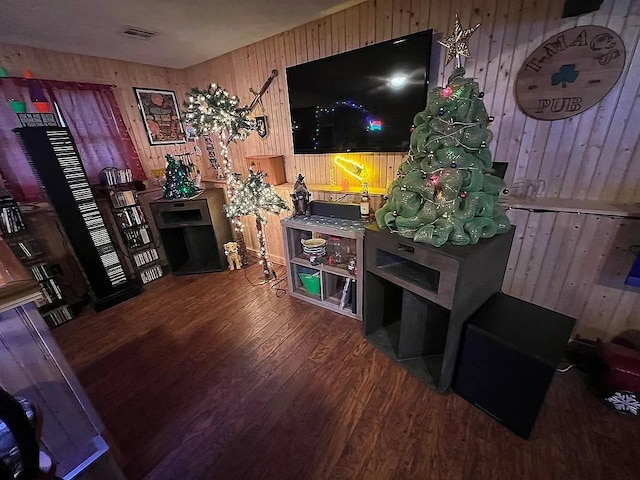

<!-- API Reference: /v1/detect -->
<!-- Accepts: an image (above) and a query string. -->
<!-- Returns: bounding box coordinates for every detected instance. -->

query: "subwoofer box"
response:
[310,200,361,220]
[453,293,575,439]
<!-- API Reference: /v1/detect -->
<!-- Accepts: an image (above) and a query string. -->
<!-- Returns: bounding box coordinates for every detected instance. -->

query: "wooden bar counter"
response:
[0,237,125,479]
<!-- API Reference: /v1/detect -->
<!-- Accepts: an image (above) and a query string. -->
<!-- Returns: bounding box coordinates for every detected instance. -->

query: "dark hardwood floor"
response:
[53,264,639,480]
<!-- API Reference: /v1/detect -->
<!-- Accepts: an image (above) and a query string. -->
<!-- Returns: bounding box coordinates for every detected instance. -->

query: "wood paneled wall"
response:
[0,44,211,176]
[505,210,639,340]
[1,0,638,338]
[185,0,640,339]
[185,0,640,204]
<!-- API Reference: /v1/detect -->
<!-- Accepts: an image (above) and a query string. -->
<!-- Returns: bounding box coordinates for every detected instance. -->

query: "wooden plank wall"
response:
[185,0,640,339]
[0,0,637,338]
[0,44,208,176]
[186,0,640,203]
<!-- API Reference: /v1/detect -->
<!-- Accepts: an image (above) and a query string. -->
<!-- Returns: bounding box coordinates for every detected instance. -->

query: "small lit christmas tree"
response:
[224,166,289,276]
[162,154,199,200]
[375,16,510,247]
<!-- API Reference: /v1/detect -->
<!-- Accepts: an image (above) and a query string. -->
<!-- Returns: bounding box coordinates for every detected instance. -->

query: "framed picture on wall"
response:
[133,87,186,145]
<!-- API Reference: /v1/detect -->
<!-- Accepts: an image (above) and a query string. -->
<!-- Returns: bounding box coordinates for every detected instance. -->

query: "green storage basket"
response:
[298,270,321,295]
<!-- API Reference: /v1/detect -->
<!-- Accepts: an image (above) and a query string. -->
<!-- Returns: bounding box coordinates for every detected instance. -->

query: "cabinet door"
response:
[0,303,102,478]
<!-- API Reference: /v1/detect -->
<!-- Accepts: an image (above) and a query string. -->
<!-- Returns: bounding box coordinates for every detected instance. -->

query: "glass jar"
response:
[327,236,343,266]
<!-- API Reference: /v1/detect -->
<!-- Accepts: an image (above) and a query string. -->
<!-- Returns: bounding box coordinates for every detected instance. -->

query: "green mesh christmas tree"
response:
[162,154,199,200]
[375,16,510,247]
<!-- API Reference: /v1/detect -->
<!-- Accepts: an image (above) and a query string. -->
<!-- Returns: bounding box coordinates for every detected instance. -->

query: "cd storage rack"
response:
[99,169,164,285]
[0,189,74,328]
[15,127,142,312]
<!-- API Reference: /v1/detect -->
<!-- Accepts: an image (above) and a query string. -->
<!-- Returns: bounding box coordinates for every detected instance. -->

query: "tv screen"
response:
[286,29,434,154]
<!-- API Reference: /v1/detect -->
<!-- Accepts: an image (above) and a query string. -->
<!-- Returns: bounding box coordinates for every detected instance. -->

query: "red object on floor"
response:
[600,342,640,393]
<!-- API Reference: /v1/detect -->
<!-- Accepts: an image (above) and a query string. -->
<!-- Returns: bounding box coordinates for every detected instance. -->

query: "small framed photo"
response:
[133,87,186,145]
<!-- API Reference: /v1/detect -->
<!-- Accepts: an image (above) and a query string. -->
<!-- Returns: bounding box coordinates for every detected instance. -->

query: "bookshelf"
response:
[98,168,163,285]
[0,189,74,328]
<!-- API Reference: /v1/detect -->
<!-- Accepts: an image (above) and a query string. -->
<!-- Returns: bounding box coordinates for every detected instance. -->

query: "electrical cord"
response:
[270,275,288,297]
[242,264,262,287]
[556,363,577,373]
[241,262,288,297]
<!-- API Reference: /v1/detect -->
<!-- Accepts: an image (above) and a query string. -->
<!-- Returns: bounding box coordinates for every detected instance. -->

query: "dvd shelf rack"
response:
[15,127,141,311]
[0,197,26,235]
[9,238,42,261]
[98,172,163,285]
[0,189,74,328]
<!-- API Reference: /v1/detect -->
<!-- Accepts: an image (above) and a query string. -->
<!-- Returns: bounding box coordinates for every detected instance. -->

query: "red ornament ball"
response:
[460,191,467,199]
[442,87,453,98]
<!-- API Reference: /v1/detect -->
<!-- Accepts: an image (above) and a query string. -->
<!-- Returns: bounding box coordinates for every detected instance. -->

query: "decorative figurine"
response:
[347,257,357,275]
[291,173,311,216]
[223,241,242,271]
[193,169,202,188]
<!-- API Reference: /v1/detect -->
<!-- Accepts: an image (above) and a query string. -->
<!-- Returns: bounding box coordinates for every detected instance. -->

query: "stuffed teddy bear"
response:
[224,241,242,271]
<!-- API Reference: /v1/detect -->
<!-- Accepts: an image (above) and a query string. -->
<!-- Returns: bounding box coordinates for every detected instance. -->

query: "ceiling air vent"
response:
[121,26,157,40]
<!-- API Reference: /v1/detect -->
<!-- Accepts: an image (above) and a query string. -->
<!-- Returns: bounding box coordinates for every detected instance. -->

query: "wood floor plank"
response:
[51,264,640,480]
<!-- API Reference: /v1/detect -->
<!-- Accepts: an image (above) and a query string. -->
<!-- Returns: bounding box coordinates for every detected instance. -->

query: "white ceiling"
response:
[0,0,364,69]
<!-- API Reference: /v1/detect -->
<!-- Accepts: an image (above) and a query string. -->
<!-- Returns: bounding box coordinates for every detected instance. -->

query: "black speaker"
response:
[453,293,575,439]
[491,161,508,180]
[310,200,361,220]
[562,0,603,18]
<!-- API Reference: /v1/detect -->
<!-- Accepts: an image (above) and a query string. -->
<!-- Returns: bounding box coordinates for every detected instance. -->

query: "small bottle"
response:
[360,182,370,221]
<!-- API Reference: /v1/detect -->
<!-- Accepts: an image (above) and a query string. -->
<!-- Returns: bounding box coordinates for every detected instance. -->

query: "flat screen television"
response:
[286,29,435,154]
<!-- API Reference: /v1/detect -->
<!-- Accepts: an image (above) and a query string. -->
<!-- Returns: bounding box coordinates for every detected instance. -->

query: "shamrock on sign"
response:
[551,64,579,88]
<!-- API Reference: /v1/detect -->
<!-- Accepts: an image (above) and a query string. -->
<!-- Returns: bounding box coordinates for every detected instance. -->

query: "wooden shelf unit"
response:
[95,173,163,285]
[281,215,367,320]
[498,196,640,218]
[0,190,75,328]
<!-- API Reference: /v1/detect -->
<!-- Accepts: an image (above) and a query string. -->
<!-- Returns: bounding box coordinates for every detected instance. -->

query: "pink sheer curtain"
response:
[46,82,145,184]
[0,78,145,201]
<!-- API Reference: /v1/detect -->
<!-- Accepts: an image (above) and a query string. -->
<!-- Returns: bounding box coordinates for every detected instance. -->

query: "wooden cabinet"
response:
[150,188,233,275]
[0,240,124,478]
[363,225,515,393]
[281,215,366,320]
[1,189,76,327]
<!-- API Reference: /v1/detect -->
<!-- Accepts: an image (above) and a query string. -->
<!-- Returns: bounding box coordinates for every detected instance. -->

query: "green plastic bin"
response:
[298,270,321,295]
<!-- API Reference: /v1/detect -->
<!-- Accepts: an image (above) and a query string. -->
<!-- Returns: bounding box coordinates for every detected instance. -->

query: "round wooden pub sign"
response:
[516,26,625,121]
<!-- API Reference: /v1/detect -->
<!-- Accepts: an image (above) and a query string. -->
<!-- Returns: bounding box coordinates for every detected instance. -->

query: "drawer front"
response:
[365,228,459,309]
[151,199,212,228]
